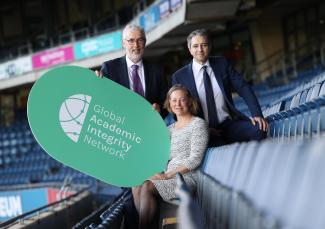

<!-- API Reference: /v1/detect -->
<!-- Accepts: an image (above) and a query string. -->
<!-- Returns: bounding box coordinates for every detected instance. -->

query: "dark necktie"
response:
[202,65,218,128]
[131,65,145,97]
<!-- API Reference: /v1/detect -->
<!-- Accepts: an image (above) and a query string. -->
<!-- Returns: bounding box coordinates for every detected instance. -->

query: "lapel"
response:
[185,63,200,100]
[143,60,150,98]
[209,57,238,117]
[185,63,203,118]
[209,57,227,97]
[121,56,130,89]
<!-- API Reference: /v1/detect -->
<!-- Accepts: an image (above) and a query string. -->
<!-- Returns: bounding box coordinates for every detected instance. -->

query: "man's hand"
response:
[94,70,103,78]
[152,103,161,113]
[251,116,268,132]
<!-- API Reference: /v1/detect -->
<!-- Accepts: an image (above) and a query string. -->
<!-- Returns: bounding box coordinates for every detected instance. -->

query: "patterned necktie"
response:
[202,65,218,128]
[131,65,144,97]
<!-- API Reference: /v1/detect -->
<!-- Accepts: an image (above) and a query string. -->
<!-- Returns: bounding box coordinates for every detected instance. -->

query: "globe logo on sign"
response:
[59,94,92,142]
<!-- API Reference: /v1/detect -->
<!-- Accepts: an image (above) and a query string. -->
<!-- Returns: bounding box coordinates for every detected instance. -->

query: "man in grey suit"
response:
[172,29,268,146]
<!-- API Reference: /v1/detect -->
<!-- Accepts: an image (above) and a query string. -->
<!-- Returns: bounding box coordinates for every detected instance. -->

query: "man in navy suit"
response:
[96,24,168,229]
[97,24,168,115]
[172,29,268,146]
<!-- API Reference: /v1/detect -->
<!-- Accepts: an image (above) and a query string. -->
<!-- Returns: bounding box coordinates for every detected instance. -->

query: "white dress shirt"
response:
[192,59,230,124]
[125,56,146,93]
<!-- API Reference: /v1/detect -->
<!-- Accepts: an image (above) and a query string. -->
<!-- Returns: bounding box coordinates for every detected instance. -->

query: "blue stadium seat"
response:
[298,88,310,105]
[320,106,325,133]
[302,110,312,138]
[282,117,291,139]
[195,137,325,229]
[282,141,325,228]
[288,115,298,138]
[295,112,305,138]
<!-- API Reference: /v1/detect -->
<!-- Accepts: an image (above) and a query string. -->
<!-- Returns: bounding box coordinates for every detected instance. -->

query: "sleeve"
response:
[158,66,168,104]
[156,66,169,118]
[171,73,179,86]
[100,62,110,79]
[225,58,263,117]
[183,118,209,171]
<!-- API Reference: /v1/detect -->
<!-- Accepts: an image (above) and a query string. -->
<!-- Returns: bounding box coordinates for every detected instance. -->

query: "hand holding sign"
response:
[28,66,170,187]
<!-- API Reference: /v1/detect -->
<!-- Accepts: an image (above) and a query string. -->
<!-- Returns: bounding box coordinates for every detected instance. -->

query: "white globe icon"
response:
[59,94,92,142]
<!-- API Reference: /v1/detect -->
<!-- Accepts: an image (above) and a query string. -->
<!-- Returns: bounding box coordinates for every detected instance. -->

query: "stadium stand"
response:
[0,114,94,186]
[175,138,325,229]
[1,0,325,228]
[72,189,129,229]
[1,191,95,228]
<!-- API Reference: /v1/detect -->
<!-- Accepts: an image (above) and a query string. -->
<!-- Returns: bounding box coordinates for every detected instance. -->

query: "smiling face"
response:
[169,89,190,117]
[188,35,209,65]
[122,28,146,63]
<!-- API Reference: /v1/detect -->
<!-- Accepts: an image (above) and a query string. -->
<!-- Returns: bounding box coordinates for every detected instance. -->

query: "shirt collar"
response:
[192,59,210,75]
[125,55,143,69]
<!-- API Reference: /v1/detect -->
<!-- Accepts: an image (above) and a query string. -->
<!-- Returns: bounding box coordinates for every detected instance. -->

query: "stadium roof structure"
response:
[0,0,321,91]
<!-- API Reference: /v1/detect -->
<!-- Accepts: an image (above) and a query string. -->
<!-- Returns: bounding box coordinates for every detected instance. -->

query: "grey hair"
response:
[187,29,209,48]
[122,24,146,40]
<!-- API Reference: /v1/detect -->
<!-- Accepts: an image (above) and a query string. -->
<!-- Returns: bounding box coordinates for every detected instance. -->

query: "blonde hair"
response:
[164,84,199,115]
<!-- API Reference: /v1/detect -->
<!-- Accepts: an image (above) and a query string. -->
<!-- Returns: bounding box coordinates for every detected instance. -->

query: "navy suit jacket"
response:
[172,56,263,121]
[101,56,168,111]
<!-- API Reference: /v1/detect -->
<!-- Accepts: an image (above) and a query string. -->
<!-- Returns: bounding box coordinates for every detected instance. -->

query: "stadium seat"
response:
[280,141,325,228]
[193,138,325,229]
[288,115,298,138]
[289,91,302,109]
[320,106,325,133]
[298,88,310,105]
[175,173,203,229]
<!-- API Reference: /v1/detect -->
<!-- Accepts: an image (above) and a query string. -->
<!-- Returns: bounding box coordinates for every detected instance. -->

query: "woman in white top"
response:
[132,84,209,229]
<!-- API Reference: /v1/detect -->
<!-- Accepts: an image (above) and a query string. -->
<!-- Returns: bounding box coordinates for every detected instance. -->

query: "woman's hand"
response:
[150,173,170,180]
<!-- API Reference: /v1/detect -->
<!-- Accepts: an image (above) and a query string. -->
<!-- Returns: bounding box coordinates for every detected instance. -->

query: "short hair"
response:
[122,24,146,40]
[164,84,199,115]
[187,29,209,49]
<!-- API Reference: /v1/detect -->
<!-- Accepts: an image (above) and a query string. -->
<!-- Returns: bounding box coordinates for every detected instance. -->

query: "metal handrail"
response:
[253,38,325,82]
[0,186,90,228]
[0,182,63,192]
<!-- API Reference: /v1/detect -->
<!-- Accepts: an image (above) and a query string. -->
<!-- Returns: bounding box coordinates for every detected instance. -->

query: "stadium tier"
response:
[1,0,325,228]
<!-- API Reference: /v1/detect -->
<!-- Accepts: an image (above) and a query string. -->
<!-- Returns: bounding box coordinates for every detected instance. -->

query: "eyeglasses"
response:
[124,38,146,45]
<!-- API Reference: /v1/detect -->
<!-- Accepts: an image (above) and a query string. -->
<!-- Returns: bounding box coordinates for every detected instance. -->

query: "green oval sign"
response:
[27,66,170,187]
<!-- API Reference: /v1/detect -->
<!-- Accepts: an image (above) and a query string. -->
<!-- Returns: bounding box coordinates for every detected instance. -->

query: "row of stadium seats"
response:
[266,74,325,139]
[0,117,98,186]
[234,68,325,115]
[264,72,325,116]
[73,190,128,229]
[170,69,325,228]
[0,3,134,62]
[234,69,325,140]
[268,105,325,139]
[0,66,325,228]
[180,138,325,229]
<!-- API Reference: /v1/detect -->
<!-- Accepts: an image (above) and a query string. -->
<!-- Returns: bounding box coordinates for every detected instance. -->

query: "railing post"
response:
[272,64,277,79]
[320,42,325,67]
[313,45,318,69]
[281,54,287,79]
[70,31,75,42]
[291,53,297,78]
[251,66,259,83]
[27,41,33,54]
